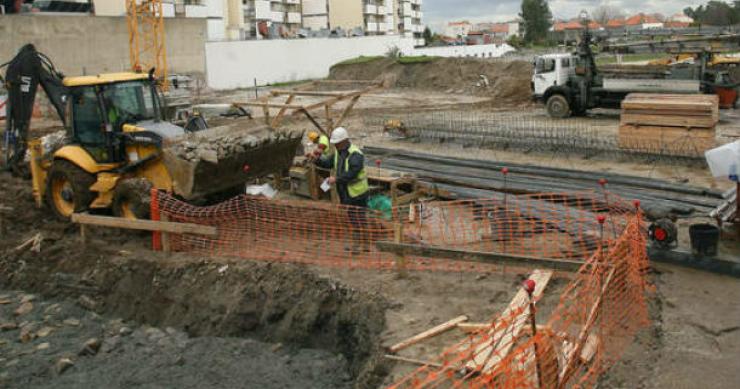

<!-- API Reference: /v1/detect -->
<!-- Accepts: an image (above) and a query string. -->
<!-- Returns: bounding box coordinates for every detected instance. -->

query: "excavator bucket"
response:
[162,125,302,201]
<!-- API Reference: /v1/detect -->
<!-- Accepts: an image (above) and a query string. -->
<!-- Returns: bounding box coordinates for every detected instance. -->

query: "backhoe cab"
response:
[30,73,185,219]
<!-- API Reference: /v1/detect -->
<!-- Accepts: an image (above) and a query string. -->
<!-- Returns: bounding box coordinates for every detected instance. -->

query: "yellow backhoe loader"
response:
[2,44,300,219]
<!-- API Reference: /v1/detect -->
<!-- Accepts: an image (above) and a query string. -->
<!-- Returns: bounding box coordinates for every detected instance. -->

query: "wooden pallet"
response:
[621,93,720,125]
[618,124,716,156]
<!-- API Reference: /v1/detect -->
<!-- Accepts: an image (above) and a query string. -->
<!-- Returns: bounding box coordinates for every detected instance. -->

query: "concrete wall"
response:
[0,14,206,76]
[92,0,126,16]
[412,43,515,59]
[205,35,414,89]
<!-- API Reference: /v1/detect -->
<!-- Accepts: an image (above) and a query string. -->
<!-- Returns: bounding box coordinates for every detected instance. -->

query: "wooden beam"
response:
[71,214,218,236]
[465,269,553,373]
[457,322,490,333]
[384,354,445,369]
[334,95,361,128]
[558,268,615,388]
[388,315,469,353]
[270,90,348,97]
[271,94,295,128]
[375,241,583,272]
[301,109,328,136]
[235,102,307,110]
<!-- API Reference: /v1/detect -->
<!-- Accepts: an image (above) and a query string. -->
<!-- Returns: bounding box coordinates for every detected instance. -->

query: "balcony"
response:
[414,38,425,46]
[287,11,301,24]
[377,5,386,14]
[254,0,270,19]
[364,4,377,14]
[366,22,378,32]
[271,11,284,23]
[285,0,300,4]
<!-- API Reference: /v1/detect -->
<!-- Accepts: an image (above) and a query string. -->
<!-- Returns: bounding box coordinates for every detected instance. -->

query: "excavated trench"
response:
[0,238,391,388]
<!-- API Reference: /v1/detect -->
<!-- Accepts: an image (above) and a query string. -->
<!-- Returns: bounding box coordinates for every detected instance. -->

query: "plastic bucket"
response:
[688,223,720,257]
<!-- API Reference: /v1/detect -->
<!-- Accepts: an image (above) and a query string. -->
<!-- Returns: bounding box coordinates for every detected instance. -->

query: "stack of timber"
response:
[619,93,719,157]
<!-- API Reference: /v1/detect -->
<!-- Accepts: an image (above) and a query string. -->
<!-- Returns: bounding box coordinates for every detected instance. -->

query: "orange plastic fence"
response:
[155,190,651,387]
[155,191,636,272]
[388,215,650,388]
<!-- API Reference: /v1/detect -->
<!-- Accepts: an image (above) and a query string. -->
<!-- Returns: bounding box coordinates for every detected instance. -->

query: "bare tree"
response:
[591,5,625,25]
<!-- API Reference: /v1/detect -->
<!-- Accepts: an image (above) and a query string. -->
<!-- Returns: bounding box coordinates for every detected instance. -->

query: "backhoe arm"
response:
[1,44,68,172]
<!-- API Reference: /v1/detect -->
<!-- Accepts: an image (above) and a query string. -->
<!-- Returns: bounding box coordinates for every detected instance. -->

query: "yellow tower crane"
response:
[126,0,168,90]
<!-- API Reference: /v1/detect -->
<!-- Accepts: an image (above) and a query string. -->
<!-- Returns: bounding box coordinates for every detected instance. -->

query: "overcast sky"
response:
[423,0,705,32]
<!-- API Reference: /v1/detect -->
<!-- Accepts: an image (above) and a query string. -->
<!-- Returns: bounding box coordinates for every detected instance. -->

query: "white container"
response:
[705,141,740,180]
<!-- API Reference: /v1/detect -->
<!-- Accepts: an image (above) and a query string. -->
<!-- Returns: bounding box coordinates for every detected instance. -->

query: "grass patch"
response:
[396,55,437,64]
[267,79,316,88]
[333,56,384,67]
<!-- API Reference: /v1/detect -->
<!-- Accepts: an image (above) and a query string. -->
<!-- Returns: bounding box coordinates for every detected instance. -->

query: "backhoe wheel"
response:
[113,178,153,220]
[45,160,96,220]
[546,94,571,119]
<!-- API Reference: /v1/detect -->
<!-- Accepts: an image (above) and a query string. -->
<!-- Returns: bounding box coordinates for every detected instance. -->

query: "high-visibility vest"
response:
[318,135,332,157]
[333,144,369,198]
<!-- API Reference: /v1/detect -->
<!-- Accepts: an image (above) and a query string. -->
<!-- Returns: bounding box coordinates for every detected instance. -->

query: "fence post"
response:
[151,188,162,251]
[394,213,407,277]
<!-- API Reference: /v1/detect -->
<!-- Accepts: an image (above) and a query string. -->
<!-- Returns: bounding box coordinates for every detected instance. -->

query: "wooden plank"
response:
[620,113,717,128]
[457,322,490,333]
[375,241,583,272]
[334,95,361,128]
[71,214,218,236]
[270,90,348,97]
[558,268,615,388]
[384,354,445,369]
[271,94,295,128]
[235,102,307,110]
[465,269,553,373]
[388,315,469,353]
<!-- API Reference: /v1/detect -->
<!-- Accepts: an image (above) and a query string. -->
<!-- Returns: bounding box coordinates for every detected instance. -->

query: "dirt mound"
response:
[329,57,534,106]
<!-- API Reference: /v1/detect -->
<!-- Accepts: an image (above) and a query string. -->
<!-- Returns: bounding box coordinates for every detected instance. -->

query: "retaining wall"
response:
[205,35,415,89]
[0,14,207,76]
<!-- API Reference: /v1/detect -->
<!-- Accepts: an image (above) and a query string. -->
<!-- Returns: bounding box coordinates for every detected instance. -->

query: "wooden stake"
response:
[160,213,170,253]
[383,354,444,369]
[388,315,469,353]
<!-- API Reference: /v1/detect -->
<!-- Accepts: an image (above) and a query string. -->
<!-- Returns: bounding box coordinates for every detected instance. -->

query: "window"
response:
[561,58,570,67]
[100,81,158,124]
[71,87,106,146]
[535,58,556,73]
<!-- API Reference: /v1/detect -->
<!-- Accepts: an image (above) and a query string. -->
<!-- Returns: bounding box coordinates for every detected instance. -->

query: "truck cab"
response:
[532,54,576,98]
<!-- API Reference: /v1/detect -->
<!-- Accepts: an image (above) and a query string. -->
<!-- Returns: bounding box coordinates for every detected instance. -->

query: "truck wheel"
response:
[546,94,571,118]
[113,178,153,220]
[45,160,96,220]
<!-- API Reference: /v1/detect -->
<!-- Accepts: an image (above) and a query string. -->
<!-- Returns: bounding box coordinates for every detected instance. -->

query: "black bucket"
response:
[688,223,720,257]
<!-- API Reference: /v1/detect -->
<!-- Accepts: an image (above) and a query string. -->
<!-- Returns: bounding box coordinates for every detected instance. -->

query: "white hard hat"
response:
[330,127,349,144]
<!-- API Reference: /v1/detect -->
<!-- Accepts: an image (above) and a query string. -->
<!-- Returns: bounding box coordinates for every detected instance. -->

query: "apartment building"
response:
[302,0,397,36]
[397,0,424,46]
[239,0,302,39]
[301,0,424,45]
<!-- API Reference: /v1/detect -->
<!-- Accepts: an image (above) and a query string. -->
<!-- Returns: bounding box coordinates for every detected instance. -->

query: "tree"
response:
[423,27,433,44]
[684,1,740,26]
[520,0,552,44]
[591,5,624,25]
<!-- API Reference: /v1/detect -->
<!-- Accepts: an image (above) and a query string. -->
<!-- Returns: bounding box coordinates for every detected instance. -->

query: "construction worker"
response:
[307,131,331,159]
[315,127,370,252]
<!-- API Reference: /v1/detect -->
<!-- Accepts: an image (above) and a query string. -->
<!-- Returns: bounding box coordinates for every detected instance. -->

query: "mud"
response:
[328,57,534,107]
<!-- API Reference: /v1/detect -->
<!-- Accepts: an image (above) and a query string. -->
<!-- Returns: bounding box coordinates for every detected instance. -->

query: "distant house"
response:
[466,31,485,45]
[552,20,602,42]
[445,21,472,38]
[664,13,693,28]
[624,13,663,31]
[605,19,626,31]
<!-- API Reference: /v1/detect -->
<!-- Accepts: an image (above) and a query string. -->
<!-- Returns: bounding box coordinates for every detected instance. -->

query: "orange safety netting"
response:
[154,191,636,273]
[153,190,651,387]
[388,215,650,388]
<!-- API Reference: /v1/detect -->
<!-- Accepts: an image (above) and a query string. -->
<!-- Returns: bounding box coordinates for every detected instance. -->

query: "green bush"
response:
[333,56,384,67]
[396,55,436,64]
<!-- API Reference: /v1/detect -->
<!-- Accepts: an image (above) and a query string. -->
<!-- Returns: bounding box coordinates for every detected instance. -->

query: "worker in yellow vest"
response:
[307,131,332,159]
[315,127,370,252]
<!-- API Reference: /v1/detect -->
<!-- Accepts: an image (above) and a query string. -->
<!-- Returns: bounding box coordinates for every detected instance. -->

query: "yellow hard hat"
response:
[308,131,319,142]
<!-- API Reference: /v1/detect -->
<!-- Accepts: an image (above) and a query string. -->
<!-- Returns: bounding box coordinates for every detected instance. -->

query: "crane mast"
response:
[127,0,168,90]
